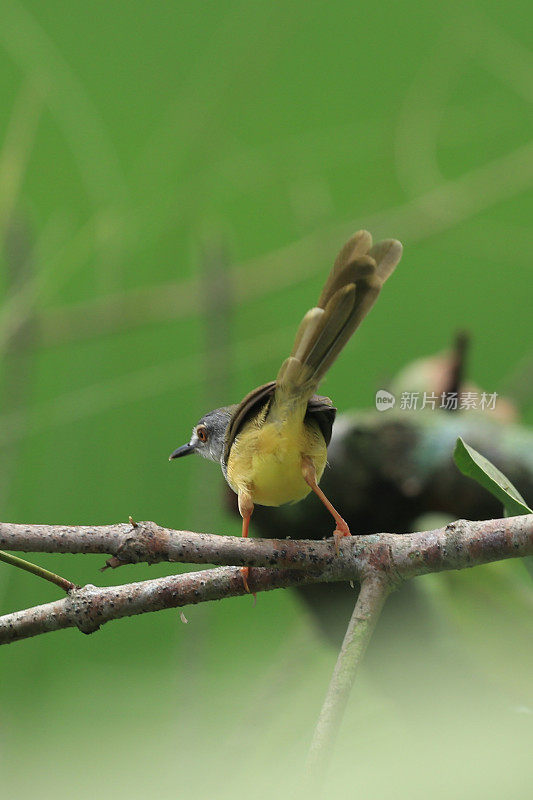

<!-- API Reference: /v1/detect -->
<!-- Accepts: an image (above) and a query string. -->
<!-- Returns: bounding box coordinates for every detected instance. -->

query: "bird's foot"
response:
[240,566,257,603]
[333,519,351,555]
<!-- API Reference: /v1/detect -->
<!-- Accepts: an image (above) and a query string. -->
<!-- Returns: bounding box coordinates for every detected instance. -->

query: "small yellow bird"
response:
[170,230,402,591]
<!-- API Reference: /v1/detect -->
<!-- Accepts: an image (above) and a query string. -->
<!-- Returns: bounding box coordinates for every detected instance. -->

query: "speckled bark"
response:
[1,515,531,574]
[0,566,335,644]
[0,520,339,570]
[0,514,531,644]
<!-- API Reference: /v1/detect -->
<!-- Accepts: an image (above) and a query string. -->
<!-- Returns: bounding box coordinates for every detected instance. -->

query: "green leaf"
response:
[454,437,532,516]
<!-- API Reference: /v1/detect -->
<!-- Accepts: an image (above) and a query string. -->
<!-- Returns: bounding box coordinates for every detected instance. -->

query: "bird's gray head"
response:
[169,406,234,464]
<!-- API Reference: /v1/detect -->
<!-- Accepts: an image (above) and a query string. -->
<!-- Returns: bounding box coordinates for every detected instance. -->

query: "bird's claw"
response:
[333,521,351,555]
[240,566,257,603]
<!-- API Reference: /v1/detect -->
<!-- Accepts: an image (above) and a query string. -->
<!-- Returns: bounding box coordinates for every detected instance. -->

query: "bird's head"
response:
[169,406,234,464]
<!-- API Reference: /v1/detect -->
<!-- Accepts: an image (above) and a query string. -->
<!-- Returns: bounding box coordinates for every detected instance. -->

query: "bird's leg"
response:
[238,489,255,597]
[301,456,351,553]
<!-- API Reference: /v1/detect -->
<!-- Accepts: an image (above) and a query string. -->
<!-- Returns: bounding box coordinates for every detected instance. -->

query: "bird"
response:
[169,230,402,593]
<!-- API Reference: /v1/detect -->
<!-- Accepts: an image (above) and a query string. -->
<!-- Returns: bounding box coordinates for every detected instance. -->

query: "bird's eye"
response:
[196,425,208,443]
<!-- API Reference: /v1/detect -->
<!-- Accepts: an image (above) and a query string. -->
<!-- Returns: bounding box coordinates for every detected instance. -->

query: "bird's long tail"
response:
[272,230,402,417]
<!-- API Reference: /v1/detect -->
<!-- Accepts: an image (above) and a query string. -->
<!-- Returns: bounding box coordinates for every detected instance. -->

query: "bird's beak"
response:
[168,443,195,460]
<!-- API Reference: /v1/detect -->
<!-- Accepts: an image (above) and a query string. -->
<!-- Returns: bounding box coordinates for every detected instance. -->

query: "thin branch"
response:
[0,514,531,646]
[0,520,342,570]
[305,575,390,787]
[0,550,77,593]
[0,516,532,574]
[0,565,335,645]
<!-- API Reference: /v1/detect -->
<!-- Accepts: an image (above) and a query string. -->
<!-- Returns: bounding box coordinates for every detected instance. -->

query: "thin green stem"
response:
[0,550,77,593]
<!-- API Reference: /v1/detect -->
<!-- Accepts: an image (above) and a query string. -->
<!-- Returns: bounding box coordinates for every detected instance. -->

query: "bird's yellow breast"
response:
[226,414,327,507]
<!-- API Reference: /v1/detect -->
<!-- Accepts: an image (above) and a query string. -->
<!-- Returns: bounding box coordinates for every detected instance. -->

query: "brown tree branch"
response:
[1,513,531,787]
[0,515,531,647]
[1,515,532,574]
[0,565,336,645]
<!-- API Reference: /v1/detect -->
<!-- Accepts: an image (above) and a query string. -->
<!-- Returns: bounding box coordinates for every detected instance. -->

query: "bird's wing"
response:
[222,381,276,466]
[223,385,337,465]
[305,394,337,446]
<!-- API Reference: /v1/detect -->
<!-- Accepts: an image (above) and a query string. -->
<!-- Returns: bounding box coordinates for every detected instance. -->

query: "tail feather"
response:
[273,231,402,413]
[318,229,373,308]
[300,283,357,375]
[369,238,403,282]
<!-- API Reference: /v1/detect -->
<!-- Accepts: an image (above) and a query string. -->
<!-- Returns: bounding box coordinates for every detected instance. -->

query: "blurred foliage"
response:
[0,1,532,798]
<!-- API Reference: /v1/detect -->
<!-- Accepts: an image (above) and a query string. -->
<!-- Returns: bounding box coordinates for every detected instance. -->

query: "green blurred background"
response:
[1,1,532,798]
